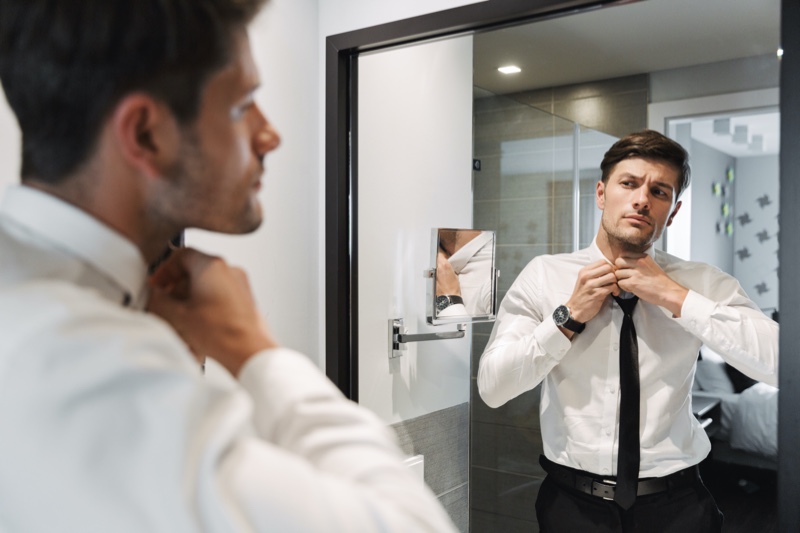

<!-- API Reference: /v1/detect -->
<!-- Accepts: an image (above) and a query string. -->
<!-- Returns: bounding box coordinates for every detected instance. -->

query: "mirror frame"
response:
[325,1,800,527]
[428,228,498,325]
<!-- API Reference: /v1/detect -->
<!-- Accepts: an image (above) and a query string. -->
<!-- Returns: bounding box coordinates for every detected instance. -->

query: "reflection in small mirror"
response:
[429,228,497,324]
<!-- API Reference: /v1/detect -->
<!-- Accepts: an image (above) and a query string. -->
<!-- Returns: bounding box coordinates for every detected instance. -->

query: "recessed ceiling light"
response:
[498,65,521,75]
[777,48,784,58]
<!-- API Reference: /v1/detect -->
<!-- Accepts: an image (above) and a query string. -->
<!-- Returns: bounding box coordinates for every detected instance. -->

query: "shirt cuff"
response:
[534,315,572,361]
[676,289,716,333]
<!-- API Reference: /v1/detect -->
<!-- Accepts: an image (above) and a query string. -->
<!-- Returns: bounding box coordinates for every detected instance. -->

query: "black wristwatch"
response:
[436,295,464,312]
[553,304,586,333]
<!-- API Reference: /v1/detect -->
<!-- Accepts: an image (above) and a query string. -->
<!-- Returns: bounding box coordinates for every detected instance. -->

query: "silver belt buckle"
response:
[597,479,616,501]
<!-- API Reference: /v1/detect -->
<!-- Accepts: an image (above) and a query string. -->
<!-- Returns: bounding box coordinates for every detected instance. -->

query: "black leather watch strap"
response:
[562,315,586,333]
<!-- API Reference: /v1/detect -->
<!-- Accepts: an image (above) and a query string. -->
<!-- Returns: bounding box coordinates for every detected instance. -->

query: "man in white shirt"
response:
[478,130,778,532]
[0,1,457,532]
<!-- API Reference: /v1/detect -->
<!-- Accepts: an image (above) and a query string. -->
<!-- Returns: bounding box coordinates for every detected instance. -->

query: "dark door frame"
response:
[325,0,800,528]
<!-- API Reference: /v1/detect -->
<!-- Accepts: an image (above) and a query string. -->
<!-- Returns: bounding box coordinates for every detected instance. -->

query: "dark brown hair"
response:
[600,130,691,198]
[0,0,267,184]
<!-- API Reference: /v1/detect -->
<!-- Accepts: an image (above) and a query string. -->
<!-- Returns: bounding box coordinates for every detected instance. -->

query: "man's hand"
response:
[565,260,621,327]
[614,253,688,317]
[436,250,461,297]
[147,248,278,376]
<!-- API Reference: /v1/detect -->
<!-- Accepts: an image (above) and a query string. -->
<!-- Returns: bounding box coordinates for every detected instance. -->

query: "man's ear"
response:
[110,94,181,179]
[666,200,682,227]
[596,180,606,210]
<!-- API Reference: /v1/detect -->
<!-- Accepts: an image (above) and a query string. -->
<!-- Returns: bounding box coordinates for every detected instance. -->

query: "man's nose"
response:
[632,188,650,209]
[253,108,281,158]
[255,122,281,156]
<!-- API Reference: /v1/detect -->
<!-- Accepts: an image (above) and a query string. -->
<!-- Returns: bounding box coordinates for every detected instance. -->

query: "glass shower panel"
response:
[578,126,619,248]
[471,94,619,531]
[471,93,577,531]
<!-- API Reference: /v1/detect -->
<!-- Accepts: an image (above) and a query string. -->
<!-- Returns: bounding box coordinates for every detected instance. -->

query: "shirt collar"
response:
[1,185,149,305]
[588,237,656,300]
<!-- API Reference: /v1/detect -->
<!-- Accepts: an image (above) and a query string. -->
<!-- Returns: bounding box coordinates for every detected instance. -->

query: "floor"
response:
[700,460,777,533]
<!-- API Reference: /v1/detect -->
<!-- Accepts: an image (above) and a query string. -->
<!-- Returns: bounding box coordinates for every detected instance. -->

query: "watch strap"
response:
[436,295,464,310]
[562,315,586,333]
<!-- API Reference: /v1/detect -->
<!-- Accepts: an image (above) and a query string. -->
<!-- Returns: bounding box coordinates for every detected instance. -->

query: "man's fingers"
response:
[149,248,194,288]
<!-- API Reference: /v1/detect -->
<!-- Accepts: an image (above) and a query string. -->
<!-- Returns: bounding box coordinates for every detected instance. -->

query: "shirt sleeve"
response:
[674,269,779,386]
[477,259,572,408]
[0,284,457,533]
[217,348,459,532]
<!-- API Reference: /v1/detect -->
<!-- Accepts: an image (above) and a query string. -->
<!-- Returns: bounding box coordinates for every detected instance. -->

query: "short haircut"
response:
[0,0,267,184]
[600,130,691,199]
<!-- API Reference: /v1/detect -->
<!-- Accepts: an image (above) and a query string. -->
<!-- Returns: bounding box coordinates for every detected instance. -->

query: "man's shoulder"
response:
[653,248,735,289]
[654,248,724,274]
[0,215,76,283]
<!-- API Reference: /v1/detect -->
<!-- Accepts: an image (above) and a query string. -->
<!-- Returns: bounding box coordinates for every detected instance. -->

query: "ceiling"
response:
[473,0,780,95]
[472,0,781,158]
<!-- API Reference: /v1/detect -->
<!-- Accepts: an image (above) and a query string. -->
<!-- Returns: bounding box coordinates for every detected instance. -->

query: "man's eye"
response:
[230,100,255,120]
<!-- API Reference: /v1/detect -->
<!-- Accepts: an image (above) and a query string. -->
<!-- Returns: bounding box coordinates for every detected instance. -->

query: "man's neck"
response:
[23,178,177,265]
[595,230,649,263]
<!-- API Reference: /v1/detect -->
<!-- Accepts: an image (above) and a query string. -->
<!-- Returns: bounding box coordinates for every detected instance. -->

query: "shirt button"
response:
[608,388,616,394]
[605,428,612,436]
[602,468,609,474]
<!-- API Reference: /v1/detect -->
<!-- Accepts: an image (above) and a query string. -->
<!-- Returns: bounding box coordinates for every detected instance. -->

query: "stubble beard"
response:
[601,211,659,253]
[163,132,264,235]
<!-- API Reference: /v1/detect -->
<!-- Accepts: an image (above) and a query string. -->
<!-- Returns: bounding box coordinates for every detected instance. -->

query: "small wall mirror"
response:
[428,228,498,324]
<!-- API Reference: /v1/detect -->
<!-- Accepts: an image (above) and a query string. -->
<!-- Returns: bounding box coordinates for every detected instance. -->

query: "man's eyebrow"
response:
[616,173,675,191]
[236,82,260,102]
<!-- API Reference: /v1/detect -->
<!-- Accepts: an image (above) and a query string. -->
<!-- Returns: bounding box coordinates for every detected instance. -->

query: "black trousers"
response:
[535,466,724,533]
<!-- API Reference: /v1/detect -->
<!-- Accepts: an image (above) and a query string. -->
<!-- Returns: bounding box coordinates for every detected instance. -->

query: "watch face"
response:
[553,305,569,326]
[436,295,450,312]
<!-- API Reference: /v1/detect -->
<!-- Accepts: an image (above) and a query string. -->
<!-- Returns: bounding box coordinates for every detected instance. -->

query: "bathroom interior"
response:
[328,0,789,530]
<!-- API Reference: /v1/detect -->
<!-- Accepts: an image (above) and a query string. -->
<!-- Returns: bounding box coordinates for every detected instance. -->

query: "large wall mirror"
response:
[326,0,799,529]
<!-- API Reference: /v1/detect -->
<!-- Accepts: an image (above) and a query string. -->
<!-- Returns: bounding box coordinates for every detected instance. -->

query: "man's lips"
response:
[624,214,652,226]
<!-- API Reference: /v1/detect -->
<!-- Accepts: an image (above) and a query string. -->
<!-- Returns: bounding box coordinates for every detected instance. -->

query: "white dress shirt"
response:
[478,240,778,479]
[0,186,457,533]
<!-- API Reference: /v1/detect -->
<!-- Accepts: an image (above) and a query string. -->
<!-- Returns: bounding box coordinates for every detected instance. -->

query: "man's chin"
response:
[198,210,264,235]
[611,229,657,250]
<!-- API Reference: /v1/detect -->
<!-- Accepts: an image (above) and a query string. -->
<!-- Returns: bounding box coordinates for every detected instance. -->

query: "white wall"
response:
[688,139,735,274]
[187,0,321,362]
[733,155,779,310]
[358,36,474,424]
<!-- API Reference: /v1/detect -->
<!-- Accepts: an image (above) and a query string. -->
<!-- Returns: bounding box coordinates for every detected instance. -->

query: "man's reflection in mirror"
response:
[435,229,494,317]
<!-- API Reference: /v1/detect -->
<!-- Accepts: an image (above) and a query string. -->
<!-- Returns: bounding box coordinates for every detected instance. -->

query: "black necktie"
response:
[613,295,640,509]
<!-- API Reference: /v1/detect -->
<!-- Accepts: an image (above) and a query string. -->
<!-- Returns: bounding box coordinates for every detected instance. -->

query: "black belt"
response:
[539,455,699,501]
